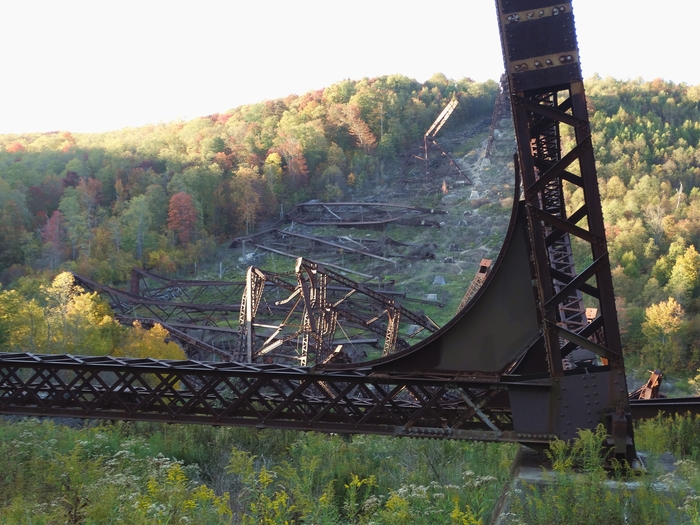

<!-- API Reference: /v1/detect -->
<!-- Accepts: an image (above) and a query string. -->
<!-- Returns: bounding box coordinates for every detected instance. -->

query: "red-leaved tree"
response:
[42,210,64,269]
[167,192,198,246]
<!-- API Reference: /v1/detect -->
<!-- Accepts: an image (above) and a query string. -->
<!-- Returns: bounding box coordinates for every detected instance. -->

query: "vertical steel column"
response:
[383,305,401,355]
[239,267,266,363]
[495,0,634,459]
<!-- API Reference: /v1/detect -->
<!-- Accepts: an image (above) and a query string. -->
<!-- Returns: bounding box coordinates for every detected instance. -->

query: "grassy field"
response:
[3,414,700,523]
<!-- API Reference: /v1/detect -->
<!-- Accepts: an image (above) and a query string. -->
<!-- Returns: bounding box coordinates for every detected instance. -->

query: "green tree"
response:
[652,239,688,286]
[620,251,640,278]
[41,210,65,269]
[642,297,685,369]
[144,184,169,233]
[58,188,90,260]
[263,152,284,204]
[230,165,262,235]
[122,194,152,260]
[0,289,41,351]
[167,165,222,227]
[329,104,377,153]
[0,273,118,355]
[666,245,700,304]
[114,321,185,361]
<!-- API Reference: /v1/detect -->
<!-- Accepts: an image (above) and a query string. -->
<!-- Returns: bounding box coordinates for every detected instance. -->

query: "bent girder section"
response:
[325,198,540,375]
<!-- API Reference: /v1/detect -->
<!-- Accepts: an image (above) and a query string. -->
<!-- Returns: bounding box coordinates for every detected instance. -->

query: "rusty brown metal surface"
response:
[457,259,492,313]
[630,396,700,419]
[495,0,634,460]
[0,352,536,442]
[235,229,396,264]
[423,97,472,182]
[629,370,664,401]
[337,194,540,375]
[485,75,511,159]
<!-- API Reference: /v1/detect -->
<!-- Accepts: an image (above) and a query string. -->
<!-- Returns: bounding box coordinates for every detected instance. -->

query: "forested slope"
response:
[0,74,497,283]
[2,75,700,376]
[582,77,700,374]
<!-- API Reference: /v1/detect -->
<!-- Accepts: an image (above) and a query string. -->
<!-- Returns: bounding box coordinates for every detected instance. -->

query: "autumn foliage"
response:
[0,74,498,283]
[0,272,187,363]
[4,76,700,374]
[167,191,198,245]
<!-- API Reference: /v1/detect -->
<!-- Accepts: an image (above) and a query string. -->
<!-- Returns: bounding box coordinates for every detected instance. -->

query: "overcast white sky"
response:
[1,0,697,134]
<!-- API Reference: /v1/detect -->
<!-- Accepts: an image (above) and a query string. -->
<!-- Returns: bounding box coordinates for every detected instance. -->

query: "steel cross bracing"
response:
[283,202,448,227]
[229,228,449,274]
[485,75,512,160]
[496,0,633,458]
[456,259,492,313]
[0,1,674,459]
[0,351,690,437]
[528,91,588,336]
[0,352,526,442]
[232,258,442,364]
[74,262,439,367]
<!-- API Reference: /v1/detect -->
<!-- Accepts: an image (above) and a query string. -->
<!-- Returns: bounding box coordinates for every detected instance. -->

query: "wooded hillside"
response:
[3,74,700,376]
[0,74,497,283]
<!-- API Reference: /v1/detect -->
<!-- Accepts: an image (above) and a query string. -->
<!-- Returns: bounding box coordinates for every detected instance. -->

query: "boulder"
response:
[441,194,460,206]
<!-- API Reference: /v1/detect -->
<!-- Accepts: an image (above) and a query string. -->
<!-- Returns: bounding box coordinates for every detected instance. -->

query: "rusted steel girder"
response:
[231,229,396,264]
[128,268,247,304]
[283,202,447,227]
[0,352,533,442]
[239,267,267,363]
[0,351,689,437]
[485,75,511,159]
[29,151,601,449]
[629,370,663,401]
[426,97,459,139]
[423,97,472,182]
[230,228,445,276]
[456,259,492,314]
[235,258,439,365]
[75,259,439,367]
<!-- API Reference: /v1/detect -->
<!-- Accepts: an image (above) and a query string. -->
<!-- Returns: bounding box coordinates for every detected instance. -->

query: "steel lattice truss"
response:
[423,97,472,182]
[0,353,526,441]
[457,259,492,313]
[74,261,439,367]
[495,0,634,458]
[485,74,512,160]
[237,259,439,365]
[0,352,690,438]
[230,228,445,273]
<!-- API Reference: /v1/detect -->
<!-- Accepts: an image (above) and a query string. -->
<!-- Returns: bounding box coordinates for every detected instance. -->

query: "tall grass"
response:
[0,419,517,524]
[502,425,681,524]
[5,415,700,523]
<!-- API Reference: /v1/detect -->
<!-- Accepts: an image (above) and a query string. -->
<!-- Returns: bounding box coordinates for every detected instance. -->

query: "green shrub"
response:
[505,425,681,525]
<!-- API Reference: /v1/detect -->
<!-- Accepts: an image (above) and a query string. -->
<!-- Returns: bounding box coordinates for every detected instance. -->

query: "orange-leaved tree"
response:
[167,192,198,246]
